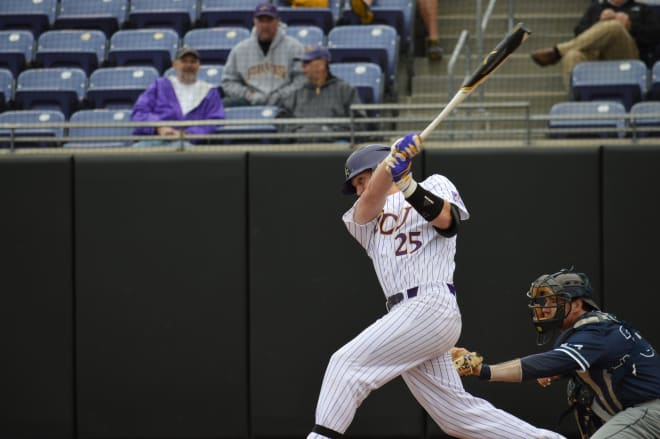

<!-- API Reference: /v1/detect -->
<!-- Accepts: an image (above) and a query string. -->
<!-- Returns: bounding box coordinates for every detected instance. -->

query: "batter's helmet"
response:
[526,268,600,345]
[342,144,390,194]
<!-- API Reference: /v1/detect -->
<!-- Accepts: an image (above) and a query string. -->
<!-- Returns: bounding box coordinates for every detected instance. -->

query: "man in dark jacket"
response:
[278,45,366,143]
[530,0,660,87]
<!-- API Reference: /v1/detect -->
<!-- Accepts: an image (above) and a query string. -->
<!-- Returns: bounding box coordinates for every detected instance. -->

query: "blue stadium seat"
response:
[87,66,159,109]
[0,109,65,148]
[14,67,87,118]
[0,68,14,111]
[0,30,34,78]
[108,29,179,74]
[571,60,648,110]
[329,62,383,105]
[165,64,224,89]
[54,0,128,38]
[548,101,626,139]
[0,0,57,38]
[278,7,334,34]
[220,105,278,144]
[340,0,413,47]
[35,30,106,75]
[64,109,133,147]
[648,61,660,100]
[630,101,660,138]
[327,25,399,94]
[286,25,325,48]
[127,0,198,37]
[183,27,250,65]
[199,0,262,30]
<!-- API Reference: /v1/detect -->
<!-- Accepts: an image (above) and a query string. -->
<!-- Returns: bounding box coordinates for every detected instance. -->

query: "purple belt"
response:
[386,284,455,312]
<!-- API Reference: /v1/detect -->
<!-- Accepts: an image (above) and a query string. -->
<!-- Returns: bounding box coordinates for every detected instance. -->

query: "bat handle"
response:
[419,90,471,142]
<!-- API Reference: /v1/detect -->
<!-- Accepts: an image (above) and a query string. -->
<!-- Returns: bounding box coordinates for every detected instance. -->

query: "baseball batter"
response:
[307,135,565,439]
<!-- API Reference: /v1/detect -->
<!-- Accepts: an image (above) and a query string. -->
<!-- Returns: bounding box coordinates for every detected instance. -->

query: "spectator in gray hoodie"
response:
[221,2,306,107]
[279,45,366,142]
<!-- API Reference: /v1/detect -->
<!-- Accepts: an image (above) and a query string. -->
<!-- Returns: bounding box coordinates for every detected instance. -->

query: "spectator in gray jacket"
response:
[221,2,306,107]
[279,45,366,142]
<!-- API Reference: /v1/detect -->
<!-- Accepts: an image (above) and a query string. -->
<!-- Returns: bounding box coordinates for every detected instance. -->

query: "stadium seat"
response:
[648,61,660,100]
[0,68,14,111]
[0,109,65,148]
[199,0,263,30]
[340,0,413,47]
[327,25,399,94]
[0,30,34,78]
[286,25,325,48]
[183,27,250,65]
[54,0,128,38]
[548,101,626,139]
[127,0,198,37]
[571,60,648,111]
[630,101,660,138]
[165,64,224,89]
[0,0,57,38]
[64,109,133,147]
[278,7,334,34]
[329,62,383,106]
[14,67,87,118]
[87,66,159,109]
[107,29,179,74]
[220,105,278,144]
[35,30,106,75]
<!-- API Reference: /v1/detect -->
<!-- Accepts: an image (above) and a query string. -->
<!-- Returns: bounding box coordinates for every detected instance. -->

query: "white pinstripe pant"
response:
[308,289,565,439]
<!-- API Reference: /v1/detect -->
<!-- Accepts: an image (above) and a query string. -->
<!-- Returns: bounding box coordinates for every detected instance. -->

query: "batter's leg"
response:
[402,352,567,439]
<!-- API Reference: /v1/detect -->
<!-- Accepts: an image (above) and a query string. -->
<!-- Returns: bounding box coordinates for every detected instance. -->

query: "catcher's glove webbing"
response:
[451,347,484,377]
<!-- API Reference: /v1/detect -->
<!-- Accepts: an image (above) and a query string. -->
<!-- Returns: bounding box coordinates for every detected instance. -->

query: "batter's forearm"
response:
[354,159,395,224]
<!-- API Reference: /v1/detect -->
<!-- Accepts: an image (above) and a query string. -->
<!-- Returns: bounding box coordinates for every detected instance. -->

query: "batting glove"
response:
[386,152,416,196]
[391,133,422,160]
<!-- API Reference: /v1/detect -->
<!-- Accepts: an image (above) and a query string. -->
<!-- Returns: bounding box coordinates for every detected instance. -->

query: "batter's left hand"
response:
[391,133,422,160]
[386,152,411,183]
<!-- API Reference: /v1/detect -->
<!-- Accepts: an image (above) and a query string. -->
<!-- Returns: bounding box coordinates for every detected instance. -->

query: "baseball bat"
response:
[419,22,531,141]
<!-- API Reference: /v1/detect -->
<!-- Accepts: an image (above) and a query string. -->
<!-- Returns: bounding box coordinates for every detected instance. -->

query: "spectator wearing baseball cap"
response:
[131,45,225,147]
[278,44,366,142]
[220,2,306,107]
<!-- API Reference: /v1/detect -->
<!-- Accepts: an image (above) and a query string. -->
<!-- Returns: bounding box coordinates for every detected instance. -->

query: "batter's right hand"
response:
[391,133,422,160]
[386,151,411,183]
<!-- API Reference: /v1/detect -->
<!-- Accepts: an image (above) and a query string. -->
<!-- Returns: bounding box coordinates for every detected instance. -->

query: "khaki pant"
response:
[557,20,639,88]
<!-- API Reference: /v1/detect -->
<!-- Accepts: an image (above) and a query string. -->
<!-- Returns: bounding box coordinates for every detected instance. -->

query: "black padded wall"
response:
[74,154,249,439]
[424,147,601,438]
[602,145,660,341]
[0,157,74,439]
[248,151,424,438]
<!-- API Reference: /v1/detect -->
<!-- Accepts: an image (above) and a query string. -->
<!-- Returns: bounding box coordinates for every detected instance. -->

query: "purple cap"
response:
[254,2,278,18]
[297,45,331,62]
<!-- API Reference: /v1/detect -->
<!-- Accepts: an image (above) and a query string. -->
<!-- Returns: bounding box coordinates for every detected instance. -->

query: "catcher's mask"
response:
[527,268,599,345]
[341,144,390,194]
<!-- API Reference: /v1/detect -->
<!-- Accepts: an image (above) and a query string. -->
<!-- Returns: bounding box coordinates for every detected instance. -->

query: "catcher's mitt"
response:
[451,347,484,377]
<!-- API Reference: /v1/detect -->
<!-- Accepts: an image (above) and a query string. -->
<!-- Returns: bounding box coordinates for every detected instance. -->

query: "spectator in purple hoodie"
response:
[131,46,225,147]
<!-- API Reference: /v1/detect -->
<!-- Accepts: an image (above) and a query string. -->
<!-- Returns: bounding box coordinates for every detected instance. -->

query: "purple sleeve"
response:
[183,88,225,136]
[130,80,161,135]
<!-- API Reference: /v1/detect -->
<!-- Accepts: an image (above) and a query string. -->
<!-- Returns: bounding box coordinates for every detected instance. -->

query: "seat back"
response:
[15,67,87,117]
[36,30,107,74]
[128,0,198,37]
[183,27,250,65]
[630,101,660,138]
[165,64,224,89]
[55,0,128,37]
[341,0,412,46]
[278,7,334,34]
[0,30,34,77]
[199,0,262,29]
[286,25,325,48]
[87,66,159,109]
[0,109,66,148]
[108,28,179,74]
[327,25,398,93]
[329,62,383,105]
[648,60,660,100]
[0,0,58,38]
[221,105,278,144]
[0,68,14,110]
[65,108,133,147]
[571,60,648,110]
[548,101,627,139]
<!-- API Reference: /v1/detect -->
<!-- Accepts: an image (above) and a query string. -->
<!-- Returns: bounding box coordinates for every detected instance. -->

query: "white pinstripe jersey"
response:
[342,174,469,297]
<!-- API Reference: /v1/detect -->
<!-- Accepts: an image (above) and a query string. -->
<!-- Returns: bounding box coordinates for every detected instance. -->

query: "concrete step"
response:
[438,0,588,16]
[409,52,564,77]
[437,14,580,38]
[412,72,564,95]
[434,32,571,53]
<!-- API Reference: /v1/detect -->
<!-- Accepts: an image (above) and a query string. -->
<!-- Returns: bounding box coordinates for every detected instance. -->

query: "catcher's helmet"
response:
[526,268,599,345]
[341,144,390,194]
